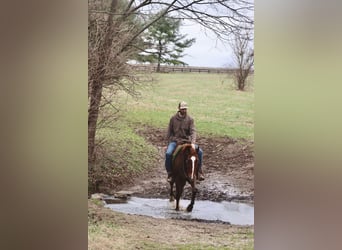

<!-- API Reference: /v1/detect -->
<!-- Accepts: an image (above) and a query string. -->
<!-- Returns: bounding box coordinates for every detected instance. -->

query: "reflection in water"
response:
[105,197,254,225]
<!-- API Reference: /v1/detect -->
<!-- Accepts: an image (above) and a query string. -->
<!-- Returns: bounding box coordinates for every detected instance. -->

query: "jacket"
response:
[166,111,196,144]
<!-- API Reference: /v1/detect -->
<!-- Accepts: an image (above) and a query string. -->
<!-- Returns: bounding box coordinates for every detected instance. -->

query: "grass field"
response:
[120,72,254,139]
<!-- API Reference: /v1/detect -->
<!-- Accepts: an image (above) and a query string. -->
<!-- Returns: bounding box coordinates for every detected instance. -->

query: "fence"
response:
[131,64,239,74]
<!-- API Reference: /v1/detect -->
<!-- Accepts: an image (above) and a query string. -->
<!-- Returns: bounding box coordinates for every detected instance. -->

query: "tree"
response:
[88,0,254,171]
[230,29,254,91]
[137,14,195,72]
[88,0,146,169]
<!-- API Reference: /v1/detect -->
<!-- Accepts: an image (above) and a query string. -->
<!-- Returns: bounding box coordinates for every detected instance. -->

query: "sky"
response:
[179,21,235,68]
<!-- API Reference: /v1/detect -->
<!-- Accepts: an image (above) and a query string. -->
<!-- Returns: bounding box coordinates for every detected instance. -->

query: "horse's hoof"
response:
[175,207,179,211]
[169,197,174,202]
[186,205,193,212]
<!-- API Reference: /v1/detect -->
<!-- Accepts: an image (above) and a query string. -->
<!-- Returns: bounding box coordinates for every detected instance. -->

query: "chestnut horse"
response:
[169,143,199,212]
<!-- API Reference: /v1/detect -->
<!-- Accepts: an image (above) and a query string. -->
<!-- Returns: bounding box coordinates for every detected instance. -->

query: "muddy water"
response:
[105,197,254,225]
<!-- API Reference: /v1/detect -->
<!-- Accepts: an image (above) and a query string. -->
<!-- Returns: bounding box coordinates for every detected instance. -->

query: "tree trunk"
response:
[157,40,162,72]
[237,68,245,90]
[157,61,161,73]
[88,78,104,169]
[88,0,118,170]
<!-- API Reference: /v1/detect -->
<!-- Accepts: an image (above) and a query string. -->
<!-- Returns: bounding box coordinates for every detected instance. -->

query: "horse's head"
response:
[182,144,199,181]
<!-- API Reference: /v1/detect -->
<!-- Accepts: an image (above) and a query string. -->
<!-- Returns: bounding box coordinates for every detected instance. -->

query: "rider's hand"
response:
[191,143,195,149]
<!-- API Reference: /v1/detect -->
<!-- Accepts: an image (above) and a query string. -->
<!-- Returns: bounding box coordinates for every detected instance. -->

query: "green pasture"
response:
[120,72,254,139]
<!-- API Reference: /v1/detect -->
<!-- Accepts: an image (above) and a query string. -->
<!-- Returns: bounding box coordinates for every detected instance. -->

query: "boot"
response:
[198,169,205,181]
[167,172,173,182]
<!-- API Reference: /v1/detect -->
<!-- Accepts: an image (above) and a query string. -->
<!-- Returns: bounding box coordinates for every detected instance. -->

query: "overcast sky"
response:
[179,21,235,68]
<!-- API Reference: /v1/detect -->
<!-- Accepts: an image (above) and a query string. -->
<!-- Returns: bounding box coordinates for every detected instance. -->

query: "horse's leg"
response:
[175,181,184,211]
[186,180,197,212]
[169,181,174,202]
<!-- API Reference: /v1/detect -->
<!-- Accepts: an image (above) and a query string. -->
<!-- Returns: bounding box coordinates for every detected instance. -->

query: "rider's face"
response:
[179,108,187,116]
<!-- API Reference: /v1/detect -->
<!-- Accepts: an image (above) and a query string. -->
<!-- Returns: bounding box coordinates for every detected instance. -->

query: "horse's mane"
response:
[173,143,193,161]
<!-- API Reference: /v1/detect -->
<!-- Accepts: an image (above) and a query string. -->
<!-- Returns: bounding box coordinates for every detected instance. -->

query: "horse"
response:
[169,143,199,212]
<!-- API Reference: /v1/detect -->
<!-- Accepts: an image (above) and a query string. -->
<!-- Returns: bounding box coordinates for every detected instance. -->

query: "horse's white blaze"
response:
[190,156,196,179]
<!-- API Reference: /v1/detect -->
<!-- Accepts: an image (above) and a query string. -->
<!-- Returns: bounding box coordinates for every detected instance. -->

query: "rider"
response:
[165,101,205,182]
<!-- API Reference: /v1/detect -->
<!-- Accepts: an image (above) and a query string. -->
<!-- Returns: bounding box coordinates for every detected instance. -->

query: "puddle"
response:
[105,197,254,225]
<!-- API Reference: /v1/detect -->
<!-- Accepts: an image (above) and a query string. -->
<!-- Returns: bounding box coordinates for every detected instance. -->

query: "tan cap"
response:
[179,101,188,109]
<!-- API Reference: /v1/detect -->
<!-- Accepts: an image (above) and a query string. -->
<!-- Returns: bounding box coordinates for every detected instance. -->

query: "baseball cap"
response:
[179,101,188,109]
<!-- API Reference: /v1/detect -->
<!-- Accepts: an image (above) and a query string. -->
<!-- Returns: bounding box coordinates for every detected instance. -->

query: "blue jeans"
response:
[165,142,203,173]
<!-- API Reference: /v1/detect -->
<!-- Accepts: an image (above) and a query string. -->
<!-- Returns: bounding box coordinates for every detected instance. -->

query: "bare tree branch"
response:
[230,27,254,90]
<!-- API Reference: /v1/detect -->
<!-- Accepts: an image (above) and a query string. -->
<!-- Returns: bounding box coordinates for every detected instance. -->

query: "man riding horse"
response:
[165,101,205,182]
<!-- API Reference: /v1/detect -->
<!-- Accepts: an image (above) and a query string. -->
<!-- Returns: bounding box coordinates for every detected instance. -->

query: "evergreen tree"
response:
[137,14,195,72]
